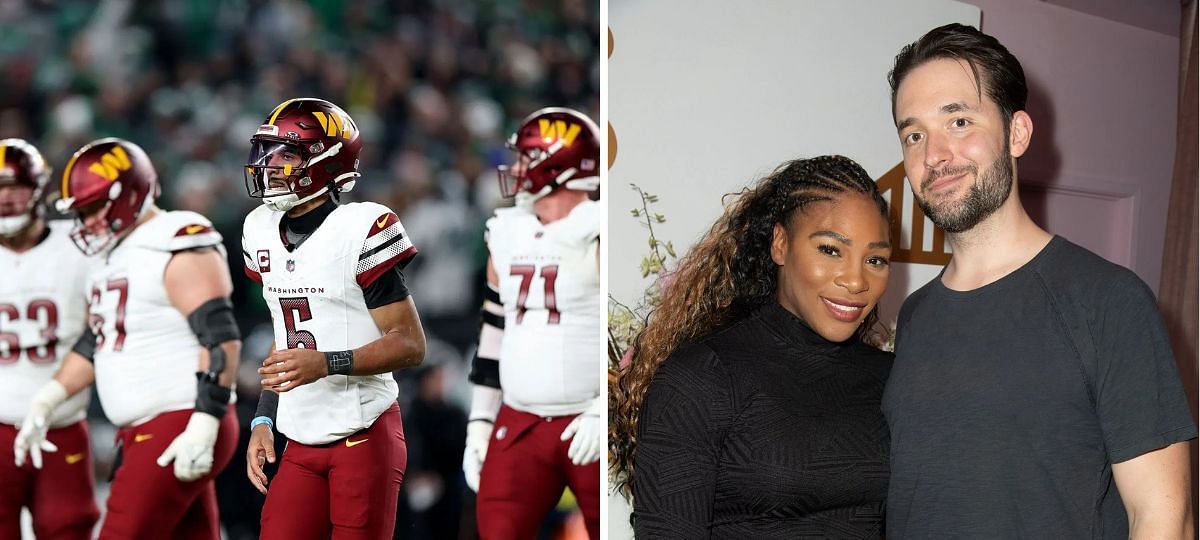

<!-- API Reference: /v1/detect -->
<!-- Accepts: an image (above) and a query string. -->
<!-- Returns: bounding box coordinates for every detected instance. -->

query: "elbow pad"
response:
[469,284,503,389]
[187,298,240,417]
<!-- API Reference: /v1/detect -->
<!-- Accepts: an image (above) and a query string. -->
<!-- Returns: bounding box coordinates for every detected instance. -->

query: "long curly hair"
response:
[610,155,889,497]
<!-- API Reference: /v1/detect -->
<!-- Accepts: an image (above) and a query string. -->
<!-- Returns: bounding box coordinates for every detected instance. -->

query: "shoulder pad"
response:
[133,211,223,252]
[353,203,418,287]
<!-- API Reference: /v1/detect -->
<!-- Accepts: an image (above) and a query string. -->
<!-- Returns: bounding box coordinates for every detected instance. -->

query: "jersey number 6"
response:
[280,297,318,349]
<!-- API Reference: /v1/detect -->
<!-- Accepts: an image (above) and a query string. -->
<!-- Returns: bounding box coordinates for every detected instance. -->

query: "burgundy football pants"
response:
[477,405,600,540]
[260,403,407,540]
[0,420,99,540]
[100,408,238,540]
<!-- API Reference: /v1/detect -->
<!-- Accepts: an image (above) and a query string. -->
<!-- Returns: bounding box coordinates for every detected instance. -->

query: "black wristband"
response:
[325,350,354,376]
[194,373,231,418]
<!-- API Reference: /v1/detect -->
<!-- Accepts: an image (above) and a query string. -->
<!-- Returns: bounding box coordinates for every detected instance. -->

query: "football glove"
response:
[463,384,502,492]
[560,396,603,466]
[14,380,68,469]
[157,412,220,482]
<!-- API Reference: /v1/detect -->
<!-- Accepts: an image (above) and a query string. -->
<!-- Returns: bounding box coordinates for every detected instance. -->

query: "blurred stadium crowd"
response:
[0,0,599,537]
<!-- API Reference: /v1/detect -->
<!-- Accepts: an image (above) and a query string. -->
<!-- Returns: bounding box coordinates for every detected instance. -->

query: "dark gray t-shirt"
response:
[883,236,1196,539]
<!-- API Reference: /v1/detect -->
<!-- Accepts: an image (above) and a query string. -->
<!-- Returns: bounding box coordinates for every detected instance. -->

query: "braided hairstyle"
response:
[610,155,889,496]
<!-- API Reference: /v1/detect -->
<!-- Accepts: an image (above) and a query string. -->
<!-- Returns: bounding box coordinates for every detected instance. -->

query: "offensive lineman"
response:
[1,139,100,539]
[463,107,603,539]
[241,98,426,539]
[14,137,241,539]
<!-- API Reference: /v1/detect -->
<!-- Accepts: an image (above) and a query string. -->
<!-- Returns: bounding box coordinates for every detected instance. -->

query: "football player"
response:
[464,107,603,539]
[14,137,241,539]
[241,98,426,539]
[1,139,100,539]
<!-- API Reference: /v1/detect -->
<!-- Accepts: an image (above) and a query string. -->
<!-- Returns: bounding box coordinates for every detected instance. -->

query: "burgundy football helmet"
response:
[57,138,159,255]
[245,98,362,212]
[498,107,600,200]
[0,139,51,236]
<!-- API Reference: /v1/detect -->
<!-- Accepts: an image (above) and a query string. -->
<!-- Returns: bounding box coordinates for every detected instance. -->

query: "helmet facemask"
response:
[496,108,601,204]
[68,198,115,256]
[498,146,551,199]
[58,137,159,256]
[65,186,155,256]
[245,137,352,212]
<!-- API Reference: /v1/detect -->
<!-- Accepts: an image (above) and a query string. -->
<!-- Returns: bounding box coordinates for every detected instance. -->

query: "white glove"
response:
[156,412,220,482]
[560,396,603,466]
[463,420,493,492]
[14,380,68,469]
[463,384,502,492]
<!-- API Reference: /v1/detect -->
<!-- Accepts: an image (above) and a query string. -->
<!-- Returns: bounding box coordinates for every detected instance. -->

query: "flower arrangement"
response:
[608,184,678,372]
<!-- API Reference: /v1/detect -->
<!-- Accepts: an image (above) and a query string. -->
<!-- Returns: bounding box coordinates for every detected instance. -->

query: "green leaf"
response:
[631,209,639,217]
[665,241,676,257]
[654,214,665,223]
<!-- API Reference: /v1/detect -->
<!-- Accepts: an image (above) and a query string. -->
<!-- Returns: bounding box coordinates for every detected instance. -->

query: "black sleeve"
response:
[71,328,97,362]
[1093,273,1198,463]
[632,342,731,538]
[255,390,279,422]
[363,265,410,309]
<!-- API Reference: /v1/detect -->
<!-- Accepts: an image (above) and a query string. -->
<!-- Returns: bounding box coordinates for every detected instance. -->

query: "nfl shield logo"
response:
[286,260,295,272]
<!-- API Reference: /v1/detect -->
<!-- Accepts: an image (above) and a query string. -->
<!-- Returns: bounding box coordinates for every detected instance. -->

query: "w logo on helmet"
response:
[88,146,132,181]
[312,111,355,140]
[538,119,582,147]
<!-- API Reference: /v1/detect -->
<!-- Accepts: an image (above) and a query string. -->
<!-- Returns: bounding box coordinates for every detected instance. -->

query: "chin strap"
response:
[264,185,331,212]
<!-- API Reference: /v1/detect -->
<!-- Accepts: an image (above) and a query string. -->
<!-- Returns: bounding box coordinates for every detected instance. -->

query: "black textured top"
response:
[633,301,892,539]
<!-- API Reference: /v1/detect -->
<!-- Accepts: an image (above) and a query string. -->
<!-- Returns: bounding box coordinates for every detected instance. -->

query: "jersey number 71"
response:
[510,264,560,325]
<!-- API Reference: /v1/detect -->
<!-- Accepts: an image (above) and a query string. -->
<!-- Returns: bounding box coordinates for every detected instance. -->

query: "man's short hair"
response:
[889,23,1028,129]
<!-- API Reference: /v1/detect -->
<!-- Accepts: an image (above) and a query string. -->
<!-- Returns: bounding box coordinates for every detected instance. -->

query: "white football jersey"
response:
[242,201,417,445]
[487,200,601,417]
[0,220,94,427]
[89,210,229,427]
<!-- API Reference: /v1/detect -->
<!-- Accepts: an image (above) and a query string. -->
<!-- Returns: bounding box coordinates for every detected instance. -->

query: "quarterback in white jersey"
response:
[15,138,242,540]
[0,139,99,540]
[242,98,425,539]
[242,201,416,445]
[466,107,603,540]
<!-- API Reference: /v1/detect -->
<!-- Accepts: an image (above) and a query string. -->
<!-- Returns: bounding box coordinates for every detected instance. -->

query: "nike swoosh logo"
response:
[345,438,368,448]
[185,224,205,234]
[65,453,85,464]
[376,217,388,228]
[134,434,154,443]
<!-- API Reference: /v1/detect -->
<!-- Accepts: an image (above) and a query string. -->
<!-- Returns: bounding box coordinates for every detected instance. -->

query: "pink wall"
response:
[965,0,1180,293]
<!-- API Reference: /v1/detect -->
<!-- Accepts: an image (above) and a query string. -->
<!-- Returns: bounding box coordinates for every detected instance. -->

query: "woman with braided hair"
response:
[612,155,894,538]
